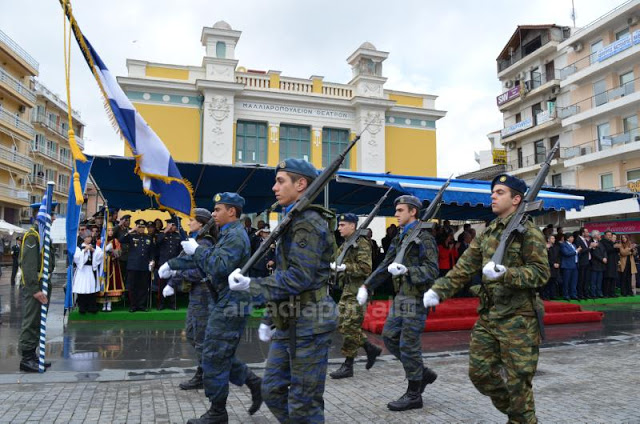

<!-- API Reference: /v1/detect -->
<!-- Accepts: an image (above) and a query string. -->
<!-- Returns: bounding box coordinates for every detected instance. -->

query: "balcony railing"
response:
[507,151,550,171]
[0,182,29,201]
[0,67,36,103]
[560,30,640,80]
[561,127,640,160]
[0,108,35,136]
[28,174,46,187]
[234,72,353,99]
[0,29,39,72]
[498,32,552,73]
[501,106,557,138]
[32,115,69,140]
[0,144,32,169]
[560,79,637,119]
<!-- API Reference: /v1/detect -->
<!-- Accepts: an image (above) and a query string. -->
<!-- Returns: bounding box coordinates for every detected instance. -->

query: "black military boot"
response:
[245,370,263,415]
[420,366,438,393]
[179,366,203,390]
[329,357,354,379]
[387,380,423,411]
[186,401,228,424]
[363,341,382,370]
[34,349,51,368]
[19,350,41,373]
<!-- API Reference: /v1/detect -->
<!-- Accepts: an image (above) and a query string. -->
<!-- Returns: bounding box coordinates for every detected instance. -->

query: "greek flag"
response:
[36,192,50,249]
[71,28,194,216]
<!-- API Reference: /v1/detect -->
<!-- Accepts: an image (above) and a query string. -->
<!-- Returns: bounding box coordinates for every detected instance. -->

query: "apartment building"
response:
[0,29,37,225]
[458,130,506,181]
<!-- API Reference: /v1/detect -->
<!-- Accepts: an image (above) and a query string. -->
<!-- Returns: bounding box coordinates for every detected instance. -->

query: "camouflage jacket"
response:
[168,234,214,288]
[431,212,550,320]
[337,236,372,295]
[366,221,439,297]
[252,206,338,338]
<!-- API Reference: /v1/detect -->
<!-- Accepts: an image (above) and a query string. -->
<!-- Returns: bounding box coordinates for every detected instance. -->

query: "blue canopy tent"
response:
[89,156,595,220]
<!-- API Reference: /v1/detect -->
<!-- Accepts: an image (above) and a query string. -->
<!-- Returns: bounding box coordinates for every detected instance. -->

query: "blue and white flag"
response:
[65,13,194,217]
[36,192,50,249]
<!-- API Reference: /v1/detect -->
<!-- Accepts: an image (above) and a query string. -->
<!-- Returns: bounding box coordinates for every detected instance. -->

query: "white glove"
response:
[258,323,276,342]
[181,238,199,255]
[483,261,507,280]
[148,261,155,272]
[356,286,368,306]
[423,289,440,308]
[330,262,347,272]
[105,243,113,253]
[388,262,408,276]
[162,284,175,298]
[158,262,174,279]
[228,268,251,292]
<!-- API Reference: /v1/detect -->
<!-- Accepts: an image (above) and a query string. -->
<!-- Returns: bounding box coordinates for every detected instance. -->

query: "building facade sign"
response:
[597,30,640,62]
[501,117,533,138]
[585,220,640,234]
[492,149,507,165]
[496,84,521,106]
[238,101,354,121]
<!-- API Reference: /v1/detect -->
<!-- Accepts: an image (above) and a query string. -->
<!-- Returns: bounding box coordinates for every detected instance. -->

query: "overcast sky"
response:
[0,0,626,177]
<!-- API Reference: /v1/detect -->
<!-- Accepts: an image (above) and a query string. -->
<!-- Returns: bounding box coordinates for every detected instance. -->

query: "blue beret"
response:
[213,192,245,209]
[276,158,318,180]
[339,213,358,223]
[491,174,527,195]
[394,195,422,209]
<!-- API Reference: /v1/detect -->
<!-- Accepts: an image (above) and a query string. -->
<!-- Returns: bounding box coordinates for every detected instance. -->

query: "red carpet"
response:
[362,298,604,334]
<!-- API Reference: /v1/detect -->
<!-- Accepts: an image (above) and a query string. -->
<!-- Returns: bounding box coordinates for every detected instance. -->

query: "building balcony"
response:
[0,108,35,140]
[0,29,38,75]
[0,181,29,207]
[32,114,71,141]
[30,143,73,170]
[497,73,560,111]
[506,151,561,176]
[0,143,32,172]
[561,80,640,127]
[0,66,36,107]
[234,71,353,99]
[28,174,46,188]
[501,108,560,141]
[563,128,640,167]
[497,35,558,77]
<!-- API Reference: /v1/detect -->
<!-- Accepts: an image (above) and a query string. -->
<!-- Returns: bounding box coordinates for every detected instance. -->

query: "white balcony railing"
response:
[0,144,32,169]
[0,182,29,201]
[0,108,35,136]
[0,67,36,103]
[0,29,39,72]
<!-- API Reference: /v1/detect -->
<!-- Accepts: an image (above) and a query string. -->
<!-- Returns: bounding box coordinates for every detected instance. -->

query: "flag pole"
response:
[38,181,55,373]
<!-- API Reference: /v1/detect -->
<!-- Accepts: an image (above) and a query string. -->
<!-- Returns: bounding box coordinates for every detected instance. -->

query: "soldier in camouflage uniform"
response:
[164,193,262,424]
[329,212,381,379]
[424,174,550,424]
[162,208,215,390]
[228,158,338,424]
[360,195,439,411]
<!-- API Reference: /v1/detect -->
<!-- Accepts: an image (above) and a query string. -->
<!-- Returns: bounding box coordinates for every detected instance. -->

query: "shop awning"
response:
[90,156,587,221]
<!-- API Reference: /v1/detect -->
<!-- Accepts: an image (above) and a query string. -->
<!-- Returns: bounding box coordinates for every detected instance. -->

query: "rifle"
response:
[332,187,393,287]
[242,124,368,359]
[489,139,560,340]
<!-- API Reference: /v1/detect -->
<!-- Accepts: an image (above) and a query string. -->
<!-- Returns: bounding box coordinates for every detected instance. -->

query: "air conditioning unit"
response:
[551,86,560,95]
[573,42,583,52]
[18,105,26,113]
[628,15,639,26]
[508,141,516,149]
[505,80,514,88]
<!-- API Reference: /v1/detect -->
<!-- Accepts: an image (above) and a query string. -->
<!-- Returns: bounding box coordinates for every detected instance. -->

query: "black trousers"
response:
[11,260,19,285]
[127,270,150,310]
[577,265,590,297]
[620,261,632,295]
[76,293,98,313]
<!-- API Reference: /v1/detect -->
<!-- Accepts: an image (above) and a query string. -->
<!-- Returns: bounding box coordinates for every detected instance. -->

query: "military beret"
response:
[120,214,132,220]
[394,195,422,209]
[213,192,245,209]
[146,221,156,228]
[134,219,147,226]
[491,174,527,195]
[194,208,212,225]
[276,158,318,180]
[339,213,358,224]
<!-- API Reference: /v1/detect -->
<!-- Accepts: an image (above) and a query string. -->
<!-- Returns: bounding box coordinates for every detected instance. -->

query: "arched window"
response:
[216,41,226,58]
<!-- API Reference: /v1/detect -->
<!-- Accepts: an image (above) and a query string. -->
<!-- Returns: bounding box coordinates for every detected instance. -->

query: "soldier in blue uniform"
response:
[359,195,439,411]
[229,159,338,424]
[155,216,182,310]
[119,219,155,312]
[164,193,262,424]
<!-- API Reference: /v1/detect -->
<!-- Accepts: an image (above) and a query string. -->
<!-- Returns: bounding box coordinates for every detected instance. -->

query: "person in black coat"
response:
[599,231,620,297]
[589,230,606,298]
[119,219,156,312]
[543,234,561,299]
[574,228,592,299]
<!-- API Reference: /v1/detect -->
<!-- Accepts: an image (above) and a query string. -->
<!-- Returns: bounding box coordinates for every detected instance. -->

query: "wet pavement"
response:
[2,270,640,375]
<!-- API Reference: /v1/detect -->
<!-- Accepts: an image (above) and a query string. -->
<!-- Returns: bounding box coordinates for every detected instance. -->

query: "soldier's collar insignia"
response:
[214,194,221,202]
[499,176,507,182]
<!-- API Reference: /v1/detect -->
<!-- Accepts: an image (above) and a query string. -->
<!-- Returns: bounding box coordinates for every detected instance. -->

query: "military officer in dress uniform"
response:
[359,195,439,412]
[228,159,338,423]
[329,212,382,379]
[113,214,131,289]
[424,174,550,424]
[119,219,155,312]
[155,216,182,310]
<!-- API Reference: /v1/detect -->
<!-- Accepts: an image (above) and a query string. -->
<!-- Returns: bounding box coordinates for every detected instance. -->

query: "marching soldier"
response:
[424,174,550,423]
[359,195,439,411]
[155,216,182,310]
[329,212,381,379]
[228,159,338,423]
[163,193,262,424]
[119,219,155,312]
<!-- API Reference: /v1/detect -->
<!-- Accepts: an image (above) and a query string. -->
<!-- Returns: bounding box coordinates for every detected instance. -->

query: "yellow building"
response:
[0,29,37,225]
[116,21,446,233]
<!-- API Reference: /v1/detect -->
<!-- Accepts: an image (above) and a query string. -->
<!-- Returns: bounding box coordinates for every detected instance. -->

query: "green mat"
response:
[69,304,266,322]
[553,294,640,306]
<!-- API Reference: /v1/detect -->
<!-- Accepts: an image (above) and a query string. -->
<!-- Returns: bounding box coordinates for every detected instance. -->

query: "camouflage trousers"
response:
[469,316,540,424]
[381,295,427,381]
[185,282,213,366]
[337,292,367,358]
[201,293,249,403]
[262,332,332,423]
